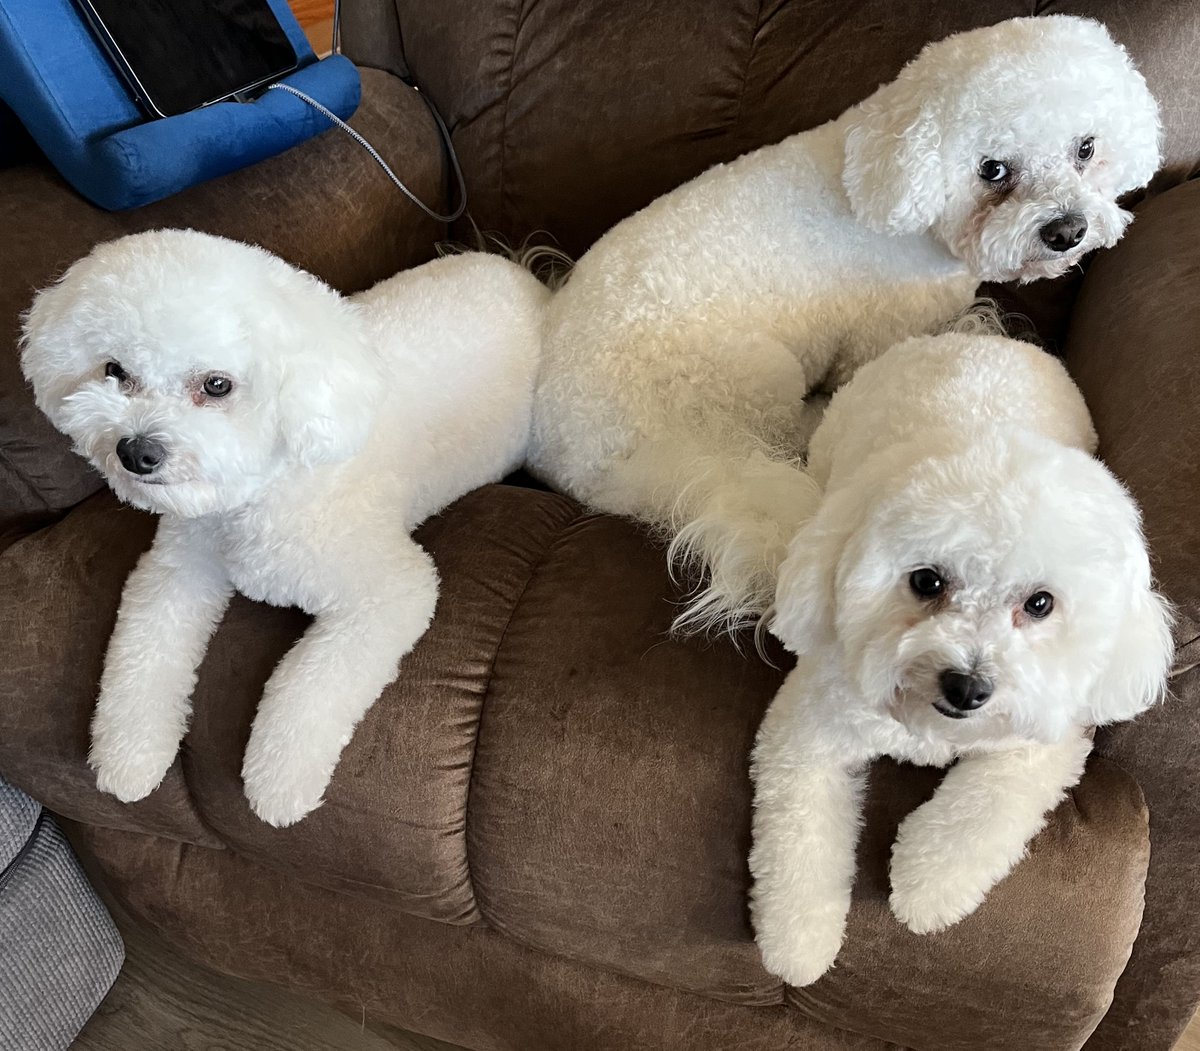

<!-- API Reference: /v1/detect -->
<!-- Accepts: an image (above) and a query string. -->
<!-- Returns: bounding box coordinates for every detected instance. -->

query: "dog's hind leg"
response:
[240,536,439,827]
[888,729,1094,933]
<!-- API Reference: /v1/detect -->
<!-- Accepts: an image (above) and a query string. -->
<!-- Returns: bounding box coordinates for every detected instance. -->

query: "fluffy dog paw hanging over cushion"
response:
[0,0,360,210]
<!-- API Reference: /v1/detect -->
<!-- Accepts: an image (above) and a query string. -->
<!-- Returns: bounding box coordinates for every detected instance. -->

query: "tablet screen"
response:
[79,0,299,118]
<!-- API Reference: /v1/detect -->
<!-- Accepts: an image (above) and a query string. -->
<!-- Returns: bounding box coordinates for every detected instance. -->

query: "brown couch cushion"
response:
[0,67,445,523]
[0,492,220,847]
[368,0,1200,261]
[460,504,1148,1048]
[68,821,898,1051]
[182,487,581,924]
[0,481,1150,1051]
[791,760,1147,1051]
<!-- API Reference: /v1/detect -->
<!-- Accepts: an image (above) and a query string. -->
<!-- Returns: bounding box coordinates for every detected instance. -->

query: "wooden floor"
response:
[289,0,335,57]
[69,902,1200,1051]
[302,17,335,56]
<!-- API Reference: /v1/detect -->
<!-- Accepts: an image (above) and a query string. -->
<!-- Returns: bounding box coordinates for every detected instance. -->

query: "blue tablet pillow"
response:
[0,0,360,210]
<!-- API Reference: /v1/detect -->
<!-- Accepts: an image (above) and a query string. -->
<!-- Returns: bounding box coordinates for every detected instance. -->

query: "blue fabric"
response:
[0,0,360,209]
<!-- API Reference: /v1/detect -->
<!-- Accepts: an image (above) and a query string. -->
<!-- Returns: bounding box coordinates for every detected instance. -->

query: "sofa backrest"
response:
[346,0,1200,257]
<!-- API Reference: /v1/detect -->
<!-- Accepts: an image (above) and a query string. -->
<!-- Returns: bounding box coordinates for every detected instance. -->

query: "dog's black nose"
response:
[938,670,994,712]
[116,435,166,476]
[1039,213,1088,253]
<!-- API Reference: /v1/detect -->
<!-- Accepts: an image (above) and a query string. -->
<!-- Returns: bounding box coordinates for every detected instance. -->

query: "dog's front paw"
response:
[889,811,988,934]
[757,924,844,987]
[89,685,186,803]
[241,747,330,828]
[245,783,324,828]
[889,874,982,935]
[90,742,175,803]
[752,894,848,987]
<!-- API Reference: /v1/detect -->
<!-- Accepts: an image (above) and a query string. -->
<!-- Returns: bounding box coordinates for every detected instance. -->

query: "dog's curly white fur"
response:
[21,229,548,827]
[528,15,1160,631]
[749,332,1174,986]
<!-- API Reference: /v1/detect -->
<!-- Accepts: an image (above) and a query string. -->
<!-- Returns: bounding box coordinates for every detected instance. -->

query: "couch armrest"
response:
[0,67,445,524]
[1066,178,1200,1051]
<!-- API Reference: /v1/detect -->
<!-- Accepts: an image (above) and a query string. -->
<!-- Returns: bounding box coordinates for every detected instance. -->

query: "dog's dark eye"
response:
[909,568,944,600]
[1077,137,1095,162]
[978,159,1009,183]
[202,374,233,398]
[104,361,128,383]
[1023,591,1055,619]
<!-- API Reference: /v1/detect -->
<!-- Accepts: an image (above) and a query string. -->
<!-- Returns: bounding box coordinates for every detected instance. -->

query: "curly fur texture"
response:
[528,15,1160,633]
[750,332,1174,986]
[21,229,548,827]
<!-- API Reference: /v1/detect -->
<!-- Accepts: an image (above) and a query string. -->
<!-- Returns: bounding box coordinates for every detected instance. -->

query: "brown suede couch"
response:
[2,2,1199,1049]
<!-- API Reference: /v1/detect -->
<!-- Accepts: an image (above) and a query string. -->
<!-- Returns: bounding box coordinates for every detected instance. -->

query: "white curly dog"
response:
[528,15,1160,631]
[21,229,548,827]
[749,331,1174,987]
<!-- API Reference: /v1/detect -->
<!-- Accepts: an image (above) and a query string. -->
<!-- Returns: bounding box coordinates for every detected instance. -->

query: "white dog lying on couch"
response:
[21,229,548,827]
[749,331,1174,987]
[528,15,1160,632]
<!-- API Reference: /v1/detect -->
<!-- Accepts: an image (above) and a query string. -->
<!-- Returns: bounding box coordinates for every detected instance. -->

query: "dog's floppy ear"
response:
[272,292,385,469]
[769,482,867,657]
[1072,470,1176,726]
[842,64,946,235]
[770,445,916,655]
[1085,568,1174,727]
[1075,19,1162,196]
[20,268,94,431]
[770,516,836,657]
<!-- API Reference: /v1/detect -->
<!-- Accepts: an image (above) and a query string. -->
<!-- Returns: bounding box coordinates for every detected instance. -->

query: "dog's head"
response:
[771,433,1173,746]
[842,16,1161,283]
[21,229,383,517]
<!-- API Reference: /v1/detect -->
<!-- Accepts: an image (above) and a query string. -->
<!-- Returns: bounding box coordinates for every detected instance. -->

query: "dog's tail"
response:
[668,453,821,640]
[938,295,1039,343]
[605,438,822,641]
[437,221,575,290]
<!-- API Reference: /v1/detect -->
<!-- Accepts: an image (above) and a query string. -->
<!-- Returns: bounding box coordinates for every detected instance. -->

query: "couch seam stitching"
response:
[468,906,789,1012]
[390,0,408,75]
[461,501,583,926]
[496,0,523,236]
[732,0,765,131]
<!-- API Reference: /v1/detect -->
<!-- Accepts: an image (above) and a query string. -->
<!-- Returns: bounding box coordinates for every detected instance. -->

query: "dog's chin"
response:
[887,689,1008,743]
[103,472,243,517]
[1011,252,1086,285]
[974,247,1085,285]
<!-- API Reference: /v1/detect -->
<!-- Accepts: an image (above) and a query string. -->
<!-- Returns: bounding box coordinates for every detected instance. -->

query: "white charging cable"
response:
[264,0,467,223]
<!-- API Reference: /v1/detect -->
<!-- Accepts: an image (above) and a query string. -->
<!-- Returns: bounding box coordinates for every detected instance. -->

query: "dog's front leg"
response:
[749,670,868,986]
[241,538,439,827]
[91,518,232,802]
[889,729,1093,933]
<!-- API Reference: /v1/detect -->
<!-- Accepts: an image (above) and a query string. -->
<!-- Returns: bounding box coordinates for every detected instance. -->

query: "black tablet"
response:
[75,0,300,119]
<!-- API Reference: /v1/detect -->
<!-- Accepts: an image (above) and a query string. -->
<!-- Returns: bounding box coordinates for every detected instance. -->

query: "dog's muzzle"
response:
[116,434,167,476]
[934,669,994,718]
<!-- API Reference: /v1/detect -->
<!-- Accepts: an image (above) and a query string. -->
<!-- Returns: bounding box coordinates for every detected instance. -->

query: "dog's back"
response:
[807,333,1098,494]
[351,252,550,523]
